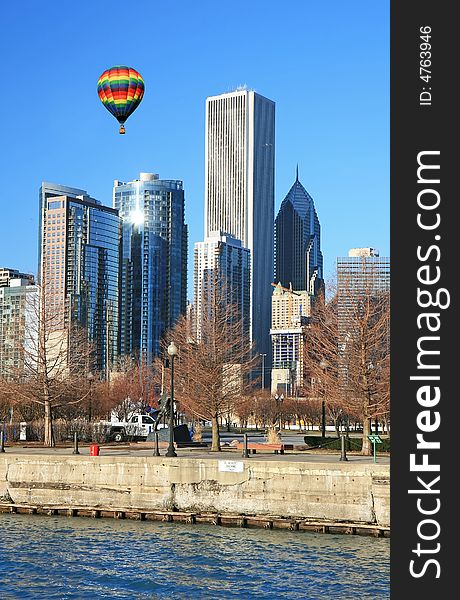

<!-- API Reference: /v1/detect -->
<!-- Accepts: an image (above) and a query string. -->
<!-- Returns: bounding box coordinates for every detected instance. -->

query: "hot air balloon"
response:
[97,66,145,134]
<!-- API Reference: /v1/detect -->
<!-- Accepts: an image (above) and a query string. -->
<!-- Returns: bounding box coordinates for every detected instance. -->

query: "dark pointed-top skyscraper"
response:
[274,169,324,296]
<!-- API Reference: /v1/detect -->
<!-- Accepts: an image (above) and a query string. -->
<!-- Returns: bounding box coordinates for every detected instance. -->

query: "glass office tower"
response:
[38,183,120,376]
[113,173,187,361]
[274,170,324,297]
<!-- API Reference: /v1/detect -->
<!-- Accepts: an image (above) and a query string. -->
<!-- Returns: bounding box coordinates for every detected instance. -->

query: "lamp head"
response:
[167,341,178,357]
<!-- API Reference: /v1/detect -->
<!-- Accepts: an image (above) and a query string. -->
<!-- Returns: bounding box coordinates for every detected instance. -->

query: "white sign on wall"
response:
[218,460,244,473]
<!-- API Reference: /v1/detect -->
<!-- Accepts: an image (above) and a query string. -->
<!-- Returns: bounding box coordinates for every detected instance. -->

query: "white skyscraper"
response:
[204,89,275,369]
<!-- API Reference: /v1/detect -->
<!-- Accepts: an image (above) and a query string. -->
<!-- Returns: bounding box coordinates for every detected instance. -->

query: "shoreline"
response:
[0,503,390,537]
[0,452,390,535]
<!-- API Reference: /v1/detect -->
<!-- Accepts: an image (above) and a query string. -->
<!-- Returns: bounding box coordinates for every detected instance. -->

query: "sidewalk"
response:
[1,442,390,464]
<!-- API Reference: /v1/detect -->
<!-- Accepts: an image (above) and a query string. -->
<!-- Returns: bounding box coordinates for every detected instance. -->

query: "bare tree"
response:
[4,282,94,446]
[0,383,12,423]
[232,394,253,429]
[303,291,342,423]
[156,288,255,451]
[286,395,322,432]
[304,285,390,455]
[107,356,156,420]
[339,291,390,454]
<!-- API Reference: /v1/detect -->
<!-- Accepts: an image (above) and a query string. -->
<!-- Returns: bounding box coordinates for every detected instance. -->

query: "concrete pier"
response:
[0,454,389,530]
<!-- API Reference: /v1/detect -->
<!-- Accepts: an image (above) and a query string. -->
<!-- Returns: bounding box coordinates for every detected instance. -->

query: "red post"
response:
[90,444,100,456]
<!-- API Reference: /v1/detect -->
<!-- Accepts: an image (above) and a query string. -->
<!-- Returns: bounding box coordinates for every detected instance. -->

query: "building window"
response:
[48,201,62,210]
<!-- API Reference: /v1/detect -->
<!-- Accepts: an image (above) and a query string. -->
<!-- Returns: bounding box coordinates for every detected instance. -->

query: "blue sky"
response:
[0,0,389,296]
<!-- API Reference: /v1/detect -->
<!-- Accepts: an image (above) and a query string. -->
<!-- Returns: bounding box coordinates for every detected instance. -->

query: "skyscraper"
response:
[204,88,275,364]
[113,172,187,361]
[0,275,38,379]
[38,183,120,376]
[0,268,34,288]
[194,231,250,344]
[274,170,324,296]
[270,283,311,394]
[337,248,390,339]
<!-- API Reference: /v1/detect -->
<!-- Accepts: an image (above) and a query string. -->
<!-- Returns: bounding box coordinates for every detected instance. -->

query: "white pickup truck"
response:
[101,413,158,442]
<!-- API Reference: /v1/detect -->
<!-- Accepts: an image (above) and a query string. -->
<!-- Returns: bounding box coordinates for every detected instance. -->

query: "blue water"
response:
[0,514,389,599]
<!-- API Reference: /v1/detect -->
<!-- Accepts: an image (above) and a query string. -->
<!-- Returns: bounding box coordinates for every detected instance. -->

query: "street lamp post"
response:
[166,342,178,457]
[87,372,94,424]
[319,360,328,439]
[274,393,284,430]
[260,353,267,390]
[321,397,326,439]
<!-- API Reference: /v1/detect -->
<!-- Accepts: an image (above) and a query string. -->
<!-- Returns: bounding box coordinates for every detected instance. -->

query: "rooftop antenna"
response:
[296,164,299,182]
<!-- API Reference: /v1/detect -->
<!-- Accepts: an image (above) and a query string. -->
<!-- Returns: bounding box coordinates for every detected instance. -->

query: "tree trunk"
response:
[335,417,341,438]
[383,415,389,435]
[44,400,54,447]
[211,414,221,451]
[361,416,372,455]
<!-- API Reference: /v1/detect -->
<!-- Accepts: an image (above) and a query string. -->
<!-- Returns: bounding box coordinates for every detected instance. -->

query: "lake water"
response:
[0,514,389,599]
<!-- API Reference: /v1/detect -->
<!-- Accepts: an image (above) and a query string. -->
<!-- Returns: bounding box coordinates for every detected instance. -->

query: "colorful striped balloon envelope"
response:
[97,65,145,134]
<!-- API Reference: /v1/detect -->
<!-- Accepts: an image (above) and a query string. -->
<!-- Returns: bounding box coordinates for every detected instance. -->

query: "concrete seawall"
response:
[0,454,390,528]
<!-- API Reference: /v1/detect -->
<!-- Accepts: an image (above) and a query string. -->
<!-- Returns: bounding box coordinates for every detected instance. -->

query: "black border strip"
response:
[391,2,455,595]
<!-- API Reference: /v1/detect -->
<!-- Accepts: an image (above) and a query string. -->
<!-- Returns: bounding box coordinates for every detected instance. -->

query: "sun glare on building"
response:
[130,209,144,226]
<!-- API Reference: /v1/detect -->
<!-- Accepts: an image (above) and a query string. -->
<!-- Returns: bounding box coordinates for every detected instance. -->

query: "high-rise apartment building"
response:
[337,248,390,339]
[0,276,38,378]
[194,231,250,345]
[38,183,120,376]
[275,170,324,296]
[270,283,311,394]
[204,89,275,366]
[39,183,90,283]
[113,173,187,361]
[0,268,35,288]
